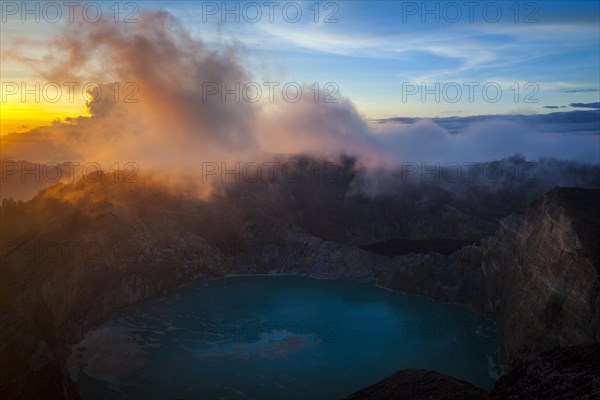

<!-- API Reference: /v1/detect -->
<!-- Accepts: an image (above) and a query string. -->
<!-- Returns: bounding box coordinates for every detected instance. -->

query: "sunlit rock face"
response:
[480,187,600,366]
[349,187,600,400]
[375,187,600,369]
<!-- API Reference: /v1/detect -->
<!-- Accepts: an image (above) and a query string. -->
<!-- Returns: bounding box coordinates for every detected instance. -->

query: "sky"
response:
[0,1,599,165]
[158,0,600,118]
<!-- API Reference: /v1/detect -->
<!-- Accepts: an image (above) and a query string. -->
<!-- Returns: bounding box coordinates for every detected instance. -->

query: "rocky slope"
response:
[1,177,599,398]
[347,187,600,399]
[481,187,600,366]
[346,343,600,400]
[377,187,600,368]
[346,369,501,400]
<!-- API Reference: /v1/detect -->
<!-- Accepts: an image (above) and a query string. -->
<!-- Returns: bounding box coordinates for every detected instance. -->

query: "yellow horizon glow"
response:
[1,18,91,135]
[0,98,89,135]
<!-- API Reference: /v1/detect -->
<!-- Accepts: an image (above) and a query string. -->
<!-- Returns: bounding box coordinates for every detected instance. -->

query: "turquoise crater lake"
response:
[69,275,502,399]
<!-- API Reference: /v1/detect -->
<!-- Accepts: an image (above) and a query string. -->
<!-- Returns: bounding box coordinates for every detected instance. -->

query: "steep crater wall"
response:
[1,187,598,399]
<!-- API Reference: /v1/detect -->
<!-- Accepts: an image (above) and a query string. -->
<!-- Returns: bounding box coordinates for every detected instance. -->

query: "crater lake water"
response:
[69,275,503,399]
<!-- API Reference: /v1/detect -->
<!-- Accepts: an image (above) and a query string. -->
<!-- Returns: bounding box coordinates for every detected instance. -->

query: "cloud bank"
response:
[2,11,381,169]
[569,102,600,109]
[373,111,599,164]
[2,10,598,185]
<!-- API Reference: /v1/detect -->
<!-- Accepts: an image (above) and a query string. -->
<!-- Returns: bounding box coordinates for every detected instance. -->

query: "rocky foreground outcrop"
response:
[1,183,599,399]
[346,343,600,400]
[346,369,500,400]
[494,342,600,399]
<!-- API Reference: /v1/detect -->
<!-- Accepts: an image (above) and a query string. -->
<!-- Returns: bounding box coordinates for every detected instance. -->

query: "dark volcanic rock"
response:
[376,188,600,368]
[481,187,600,366]
[494,342,600,400]
[345,369,501,400]
[1,177,599,399]
[359,238,477,257]
[346,343,600,400]
[347,188,600,400]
